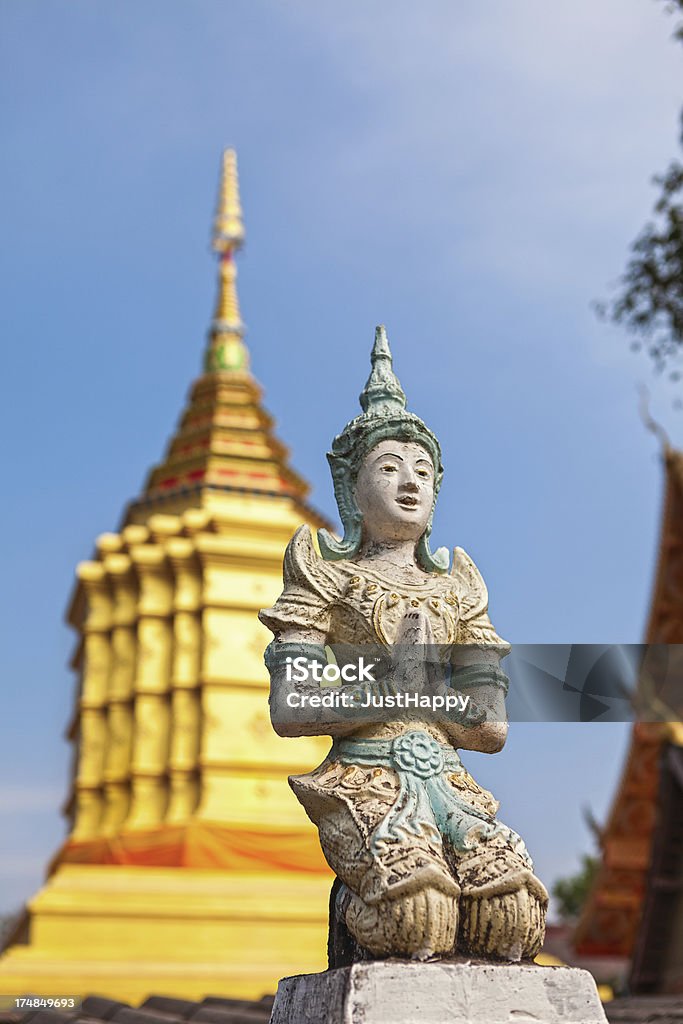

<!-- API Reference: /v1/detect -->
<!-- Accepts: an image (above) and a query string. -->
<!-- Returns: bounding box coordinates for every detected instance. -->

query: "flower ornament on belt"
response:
[392,731,444,779]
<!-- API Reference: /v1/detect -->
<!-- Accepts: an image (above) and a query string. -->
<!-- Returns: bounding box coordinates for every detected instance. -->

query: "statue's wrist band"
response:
[451,665,509,695]
[264,641,327,674]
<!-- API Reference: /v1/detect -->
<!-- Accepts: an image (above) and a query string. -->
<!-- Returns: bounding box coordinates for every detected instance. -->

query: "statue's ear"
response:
[320,453,363,562]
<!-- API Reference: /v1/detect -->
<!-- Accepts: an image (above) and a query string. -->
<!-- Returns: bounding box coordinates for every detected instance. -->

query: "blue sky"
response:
[0,0,681,916]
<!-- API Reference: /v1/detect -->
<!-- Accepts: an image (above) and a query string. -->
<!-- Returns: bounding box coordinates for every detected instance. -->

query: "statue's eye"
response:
[416,468,431,479]
[381,464,398,473]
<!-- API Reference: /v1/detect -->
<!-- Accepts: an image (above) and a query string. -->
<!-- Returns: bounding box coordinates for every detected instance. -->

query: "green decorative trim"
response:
[204,333,249,373]
[451,664,510,695]
[264,640,327,671]
[333,730,531,861]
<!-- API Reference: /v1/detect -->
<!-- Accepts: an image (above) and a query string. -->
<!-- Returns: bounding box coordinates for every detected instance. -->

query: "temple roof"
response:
[124,150,328,529]
[629,743,683,993]
[0,994,272,1024]
[574,447,683,963]
[4,988,683,1024]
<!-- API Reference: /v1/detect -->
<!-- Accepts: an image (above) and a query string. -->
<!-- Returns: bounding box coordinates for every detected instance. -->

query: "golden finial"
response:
[213,148,245,253]
[214,252,242,329]
[205,149,250,374]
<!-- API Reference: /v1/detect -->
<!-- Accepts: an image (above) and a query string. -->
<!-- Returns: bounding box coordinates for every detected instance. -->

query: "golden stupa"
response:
[0,151,332,1002]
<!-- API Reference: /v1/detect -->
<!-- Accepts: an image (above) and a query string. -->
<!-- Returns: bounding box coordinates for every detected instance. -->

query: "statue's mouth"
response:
[396,494,419,509]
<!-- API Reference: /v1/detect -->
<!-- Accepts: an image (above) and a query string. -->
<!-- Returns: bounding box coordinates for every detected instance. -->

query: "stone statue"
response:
[260,326,548,964]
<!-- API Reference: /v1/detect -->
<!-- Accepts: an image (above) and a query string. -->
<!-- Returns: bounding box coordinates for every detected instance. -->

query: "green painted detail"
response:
[334,730,532,862]
[204,336,249,373]
[264,640,327,673]
[317,325,449,573]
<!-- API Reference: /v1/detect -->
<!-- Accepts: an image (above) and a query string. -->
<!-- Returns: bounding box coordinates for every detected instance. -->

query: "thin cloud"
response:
[280,0,681,286]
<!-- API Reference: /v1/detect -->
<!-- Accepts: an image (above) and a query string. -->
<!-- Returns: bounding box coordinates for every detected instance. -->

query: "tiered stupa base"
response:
[0,862,330,1003]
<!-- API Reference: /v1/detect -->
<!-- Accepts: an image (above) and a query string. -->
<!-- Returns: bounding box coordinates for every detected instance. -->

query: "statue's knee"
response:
[345,886,458,959]
[458,884,547,960]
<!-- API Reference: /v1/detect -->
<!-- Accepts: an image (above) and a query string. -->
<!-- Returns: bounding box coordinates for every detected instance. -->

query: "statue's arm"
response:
[260,525,357,737]
[264,629,352,738]
[445,546,510,752]
[444,646,509,752]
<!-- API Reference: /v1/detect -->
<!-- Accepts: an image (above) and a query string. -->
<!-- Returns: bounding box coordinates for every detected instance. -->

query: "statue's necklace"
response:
[354,557,433,587]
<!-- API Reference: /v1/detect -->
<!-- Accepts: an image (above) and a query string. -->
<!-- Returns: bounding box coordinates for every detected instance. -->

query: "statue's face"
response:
[354,439,435,546]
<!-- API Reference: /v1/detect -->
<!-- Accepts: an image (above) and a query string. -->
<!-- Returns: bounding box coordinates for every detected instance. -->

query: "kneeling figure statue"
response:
[260,326,548,963]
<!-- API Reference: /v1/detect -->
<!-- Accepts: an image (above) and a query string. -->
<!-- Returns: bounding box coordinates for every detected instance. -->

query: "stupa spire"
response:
[130,147,326,517]
[205,149,249,374]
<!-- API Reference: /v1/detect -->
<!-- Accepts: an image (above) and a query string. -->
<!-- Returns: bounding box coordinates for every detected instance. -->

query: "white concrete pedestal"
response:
[269,960,608,1024]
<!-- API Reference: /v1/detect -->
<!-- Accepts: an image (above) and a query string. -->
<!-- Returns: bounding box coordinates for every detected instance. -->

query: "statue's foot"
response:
[328,883,448,966]
[327,880,372,968]
[339,879,459,960]
[458,884,546,960]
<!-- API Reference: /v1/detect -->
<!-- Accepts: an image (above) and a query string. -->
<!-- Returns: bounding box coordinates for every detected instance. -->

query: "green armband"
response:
[451,664,509,696]
[264,640,327,675]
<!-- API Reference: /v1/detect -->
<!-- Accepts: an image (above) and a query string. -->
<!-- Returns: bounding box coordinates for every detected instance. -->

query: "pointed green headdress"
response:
[318,325,449,573]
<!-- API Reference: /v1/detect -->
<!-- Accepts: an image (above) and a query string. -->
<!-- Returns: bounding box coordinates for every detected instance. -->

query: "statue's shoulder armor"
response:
[259,525,344,637]
[450,546,490,623]
[450,547,508,649]
[283,524,345,600]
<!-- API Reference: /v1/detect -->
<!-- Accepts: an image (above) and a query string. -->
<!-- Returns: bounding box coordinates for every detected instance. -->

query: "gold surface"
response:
[0,865,329,1002]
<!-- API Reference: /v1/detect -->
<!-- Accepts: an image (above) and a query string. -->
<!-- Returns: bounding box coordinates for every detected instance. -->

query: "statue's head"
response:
[318,326,449,573]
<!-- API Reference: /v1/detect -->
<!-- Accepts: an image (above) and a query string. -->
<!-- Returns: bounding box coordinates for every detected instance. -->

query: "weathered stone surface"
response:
[269,961,608,1024]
